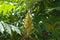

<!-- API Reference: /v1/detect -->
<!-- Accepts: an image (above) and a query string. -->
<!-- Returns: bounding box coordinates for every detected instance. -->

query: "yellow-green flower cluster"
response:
[24,11,34,35]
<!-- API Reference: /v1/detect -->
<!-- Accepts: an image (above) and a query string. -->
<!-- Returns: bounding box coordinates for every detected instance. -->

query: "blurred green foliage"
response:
[0,0,60,40]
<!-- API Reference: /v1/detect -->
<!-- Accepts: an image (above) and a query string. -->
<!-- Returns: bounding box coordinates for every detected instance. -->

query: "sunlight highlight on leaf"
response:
[0,22,4,34]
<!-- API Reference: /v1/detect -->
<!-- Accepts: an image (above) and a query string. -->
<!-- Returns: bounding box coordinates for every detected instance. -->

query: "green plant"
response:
[0,0,60,40]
